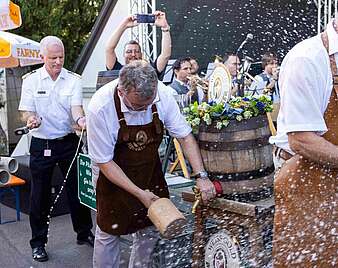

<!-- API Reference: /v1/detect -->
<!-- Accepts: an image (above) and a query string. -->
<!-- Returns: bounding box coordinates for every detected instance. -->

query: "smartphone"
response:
[136,14,155,23]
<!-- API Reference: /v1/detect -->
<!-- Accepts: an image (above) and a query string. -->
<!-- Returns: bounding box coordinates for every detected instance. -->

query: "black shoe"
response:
[32,246,49,262]
[77,233,94,247]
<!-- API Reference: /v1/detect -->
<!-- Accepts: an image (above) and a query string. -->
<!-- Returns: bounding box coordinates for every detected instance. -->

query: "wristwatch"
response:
[161,26,170,32]
[194,171,208,180]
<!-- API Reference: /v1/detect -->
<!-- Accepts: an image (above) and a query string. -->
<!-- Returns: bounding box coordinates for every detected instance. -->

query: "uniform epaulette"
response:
[22,70,36,80]
[67,70,81,79]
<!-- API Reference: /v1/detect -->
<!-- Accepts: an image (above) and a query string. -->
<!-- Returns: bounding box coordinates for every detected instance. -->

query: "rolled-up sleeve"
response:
[18,77,35,112]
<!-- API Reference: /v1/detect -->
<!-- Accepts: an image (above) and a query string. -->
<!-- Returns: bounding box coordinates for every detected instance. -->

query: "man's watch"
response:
[161,26,170,32]
[194,171,208,180]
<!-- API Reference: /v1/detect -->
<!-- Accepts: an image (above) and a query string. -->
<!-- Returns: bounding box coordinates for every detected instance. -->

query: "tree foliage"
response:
[13,0,104,69]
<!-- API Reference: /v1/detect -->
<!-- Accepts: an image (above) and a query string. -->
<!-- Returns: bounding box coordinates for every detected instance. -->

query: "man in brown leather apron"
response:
[87,61,216,267]
[269,19,338,267]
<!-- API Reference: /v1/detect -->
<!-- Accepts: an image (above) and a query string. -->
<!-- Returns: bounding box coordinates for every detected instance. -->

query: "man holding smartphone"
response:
[105,11,171,80]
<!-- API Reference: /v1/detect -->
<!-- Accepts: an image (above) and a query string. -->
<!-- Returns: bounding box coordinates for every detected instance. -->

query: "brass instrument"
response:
[214,55,223,63]
[237,56,254,81]
[237,70,258,85]
[187,75,209,94]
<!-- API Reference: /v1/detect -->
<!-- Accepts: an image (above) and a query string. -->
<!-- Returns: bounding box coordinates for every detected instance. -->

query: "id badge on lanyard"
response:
[44,140,51,157]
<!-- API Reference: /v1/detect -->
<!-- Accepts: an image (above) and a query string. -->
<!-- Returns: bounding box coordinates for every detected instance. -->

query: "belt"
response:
[33,133,76,142]
[273,146,293,161]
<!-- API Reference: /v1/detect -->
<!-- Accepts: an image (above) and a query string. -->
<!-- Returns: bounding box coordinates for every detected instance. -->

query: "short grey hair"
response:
[39,36,64,56]
[118,60,158,100]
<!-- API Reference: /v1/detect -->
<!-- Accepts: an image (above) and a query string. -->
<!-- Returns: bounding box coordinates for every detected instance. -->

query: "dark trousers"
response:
[29,133,93,248]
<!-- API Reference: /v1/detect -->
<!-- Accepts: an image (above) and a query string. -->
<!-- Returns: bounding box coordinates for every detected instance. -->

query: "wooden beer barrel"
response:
[96,70,119,90]
[198,114,274,201]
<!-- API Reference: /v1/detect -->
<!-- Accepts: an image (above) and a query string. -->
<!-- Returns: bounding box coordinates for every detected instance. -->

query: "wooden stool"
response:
[0,175,26,224]
[168,138,190,178]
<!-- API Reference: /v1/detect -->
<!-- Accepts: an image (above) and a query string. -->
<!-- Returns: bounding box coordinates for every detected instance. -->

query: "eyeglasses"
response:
[120,90,156,111]
[125,49,141,54]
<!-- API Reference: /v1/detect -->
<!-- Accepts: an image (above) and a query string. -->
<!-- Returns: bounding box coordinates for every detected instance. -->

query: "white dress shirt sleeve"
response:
[70,78,83,106]
[281,56,328,134]
[18,77,35,112]
[87,108,116,164]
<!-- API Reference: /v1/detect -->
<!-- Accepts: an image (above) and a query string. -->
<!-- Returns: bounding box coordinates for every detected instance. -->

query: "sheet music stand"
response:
[248,61,262,77]
[162,59,176,85]
[96,70,120,90]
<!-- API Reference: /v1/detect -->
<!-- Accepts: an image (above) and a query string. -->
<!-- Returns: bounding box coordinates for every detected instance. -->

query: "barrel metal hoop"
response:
[199,135,271,151]
[208,165,275,182]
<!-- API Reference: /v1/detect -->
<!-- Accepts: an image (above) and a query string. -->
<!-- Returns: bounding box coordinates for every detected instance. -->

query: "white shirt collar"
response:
[326,20,338,55]
[40,66,66,80]
[175,78,188,87]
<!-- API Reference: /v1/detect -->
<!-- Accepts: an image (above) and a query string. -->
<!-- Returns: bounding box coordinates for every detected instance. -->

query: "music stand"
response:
[162,59,176,85]
[248,61,263,77]
[96,70,120,90]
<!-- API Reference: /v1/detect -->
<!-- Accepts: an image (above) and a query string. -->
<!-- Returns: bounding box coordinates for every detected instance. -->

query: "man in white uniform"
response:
[87,61,215,268]
[18,36,94,262]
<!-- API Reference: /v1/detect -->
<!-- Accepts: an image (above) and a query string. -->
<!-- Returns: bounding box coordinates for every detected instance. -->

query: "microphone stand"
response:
[235,48,245,97]
[235,35,253,97]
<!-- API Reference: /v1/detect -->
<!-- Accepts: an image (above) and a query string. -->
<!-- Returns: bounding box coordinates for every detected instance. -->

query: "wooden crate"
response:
[182,191,274,268]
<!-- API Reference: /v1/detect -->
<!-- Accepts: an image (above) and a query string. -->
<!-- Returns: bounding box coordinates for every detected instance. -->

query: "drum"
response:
[208,64,232,103]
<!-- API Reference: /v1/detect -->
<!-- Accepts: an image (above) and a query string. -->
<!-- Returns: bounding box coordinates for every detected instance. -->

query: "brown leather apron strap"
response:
[151,104,162,134]
[113,87,129,141]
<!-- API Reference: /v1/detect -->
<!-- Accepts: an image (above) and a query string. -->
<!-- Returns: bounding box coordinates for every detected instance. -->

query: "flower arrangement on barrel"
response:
[183,95,273,133]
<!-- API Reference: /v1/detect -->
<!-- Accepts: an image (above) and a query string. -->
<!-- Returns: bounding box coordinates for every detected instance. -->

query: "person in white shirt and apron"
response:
[87,61,216,268]
[269,20,338,267]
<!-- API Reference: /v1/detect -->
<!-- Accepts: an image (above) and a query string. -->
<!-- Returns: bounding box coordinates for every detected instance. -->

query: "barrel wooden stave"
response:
[201,146,272,174]
[199,115,273,174]
[198,115,274,201]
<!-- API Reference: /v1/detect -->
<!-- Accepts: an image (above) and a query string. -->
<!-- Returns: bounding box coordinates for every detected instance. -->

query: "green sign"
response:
[77,153,96,211]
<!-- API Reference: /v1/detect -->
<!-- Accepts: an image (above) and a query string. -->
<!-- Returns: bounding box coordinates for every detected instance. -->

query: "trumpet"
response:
[237,70,258,83]
[187,75,209,93]
[214,55,223,63]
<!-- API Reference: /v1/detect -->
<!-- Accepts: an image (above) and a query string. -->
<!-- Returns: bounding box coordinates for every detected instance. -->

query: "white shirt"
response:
[18,66,82,139]
[249,73,269,95]
[249,72,280,102]
[87,79,192,164]
[269,21,338,153]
